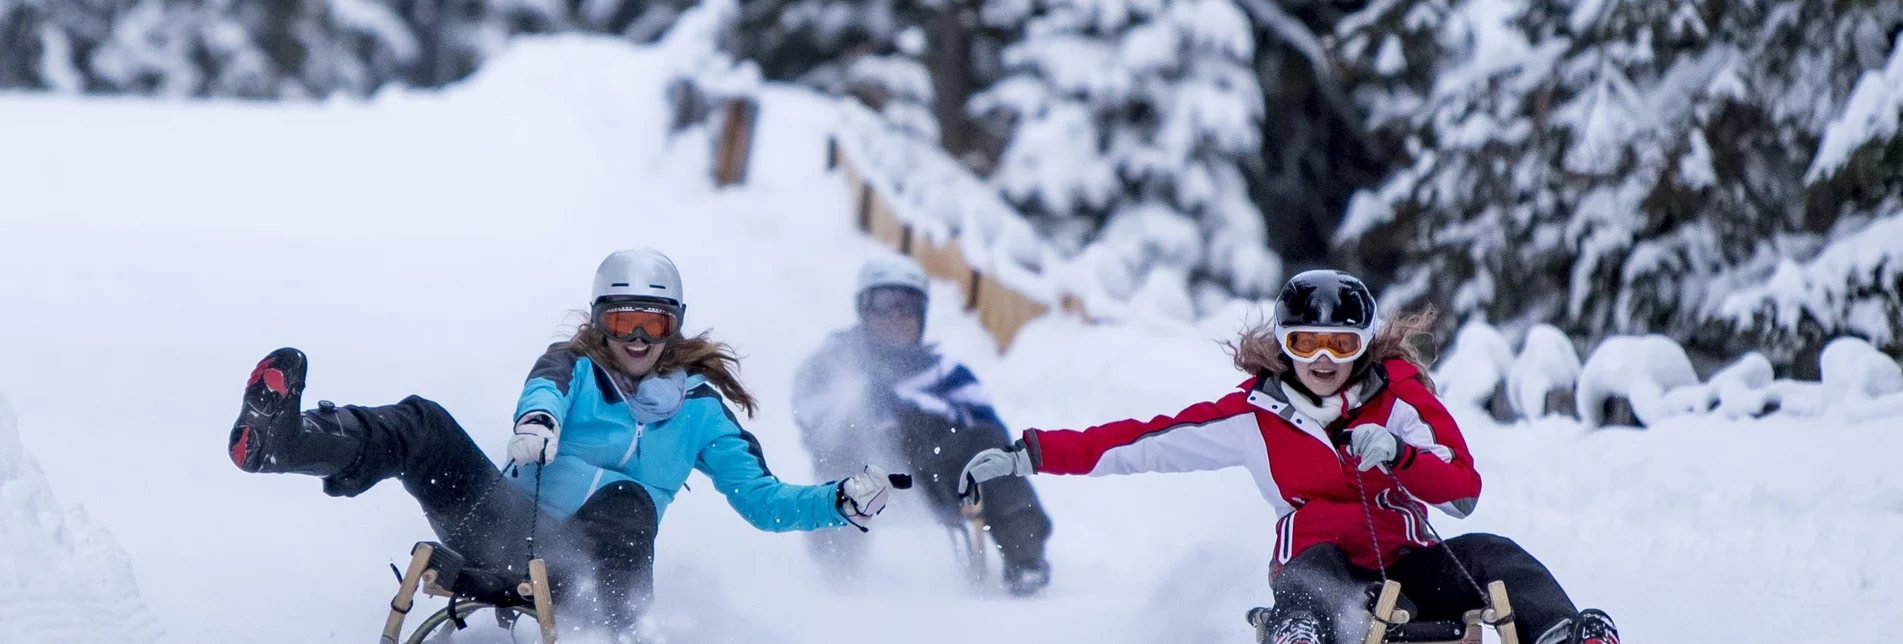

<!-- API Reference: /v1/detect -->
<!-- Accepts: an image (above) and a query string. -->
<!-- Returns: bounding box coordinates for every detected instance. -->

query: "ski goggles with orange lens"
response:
[592,301,681,343]
[1275,327,1372,363]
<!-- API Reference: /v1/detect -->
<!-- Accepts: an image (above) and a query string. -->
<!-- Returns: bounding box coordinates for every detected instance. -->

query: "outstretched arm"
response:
[689,392,849,532]
[958,388,1262,498]
[1027,389,1261,476]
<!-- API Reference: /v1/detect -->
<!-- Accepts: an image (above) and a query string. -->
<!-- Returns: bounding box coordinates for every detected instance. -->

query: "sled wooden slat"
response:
[1365,580,1404,644]
[1485,581,1517,644]
[530,558,558,643]
[381,543,436,643]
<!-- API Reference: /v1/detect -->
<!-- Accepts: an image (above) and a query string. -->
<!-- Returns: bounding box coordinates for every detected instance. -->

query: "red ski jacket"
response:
[1025,360,1480,572]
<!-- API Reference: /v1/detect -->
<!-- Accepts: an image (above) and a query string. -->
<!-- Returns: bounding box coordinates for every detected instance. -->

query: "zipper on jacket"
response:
[618,422,644,468]
[604,370,645,466]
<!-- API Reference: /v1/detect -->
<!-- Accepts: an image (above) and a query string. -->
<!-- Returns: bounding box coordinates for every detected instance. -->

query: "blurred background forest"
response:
[3,0,1899,375]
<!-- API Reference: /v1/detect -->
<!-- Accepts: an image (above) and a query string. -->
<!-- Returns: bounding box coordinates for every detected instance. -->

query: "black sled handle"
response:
[886,472,914,490]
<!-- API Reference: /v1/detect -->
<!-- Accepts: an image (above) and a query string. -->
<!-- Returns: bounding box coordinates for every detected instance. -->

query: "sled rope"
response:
[1347,462,1390,581]
[1387,478,1489,603]
[527,464,543,564]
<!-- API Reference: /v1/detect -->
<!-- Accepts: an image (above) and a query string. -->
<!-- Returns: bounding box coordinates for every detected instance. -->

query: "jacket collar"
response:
[1243,363,1393,449]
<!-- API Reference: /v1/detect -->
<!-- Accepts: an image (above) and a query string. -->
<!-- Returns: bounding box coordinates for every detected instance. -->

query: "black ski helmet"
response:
[1273,270,1379,331]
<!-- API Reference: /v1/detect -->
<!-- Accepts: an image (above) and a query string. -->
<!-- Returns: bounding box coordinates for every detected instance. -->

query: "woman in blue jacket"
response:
[226,247,899,636]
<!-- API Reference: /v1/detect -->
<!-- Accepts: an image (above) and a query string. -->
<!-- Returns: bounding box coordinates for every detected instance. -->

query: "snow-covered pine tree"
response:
[970,0,1280,319]
[1722,29,1903,364]
[1333,0,1903,366]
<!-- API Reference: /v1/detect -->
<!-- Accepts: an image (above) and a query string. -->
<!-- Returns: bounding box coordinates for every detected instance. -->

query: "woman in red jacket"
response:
[958,270,1617,644]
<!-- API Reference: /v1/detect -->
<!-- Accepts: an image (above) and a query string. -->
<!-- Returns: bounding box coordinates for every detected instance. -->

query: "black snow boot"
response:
[228,348,363,477]
[1572,609,1618,644]
[1002,557,1050,597]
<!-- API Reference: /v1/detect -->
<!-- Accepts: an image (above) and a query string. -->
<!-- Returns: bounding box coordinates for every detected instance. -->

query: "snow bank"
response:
[1648,352,1783,421]
[1506,324,1581,419]
[1432,320,1514,410]
[1575,334,1701,427]
[0,392,167,643]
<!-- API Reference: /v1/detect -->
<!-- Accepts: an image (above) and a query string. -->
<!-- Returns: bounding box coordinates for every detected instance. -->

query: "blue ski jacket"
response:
[509,344,847,531]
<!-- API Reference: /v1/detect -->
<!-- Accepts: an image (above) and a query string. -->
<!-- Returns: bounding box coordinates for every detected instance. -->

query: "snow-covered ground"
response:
[1,35,1899,644]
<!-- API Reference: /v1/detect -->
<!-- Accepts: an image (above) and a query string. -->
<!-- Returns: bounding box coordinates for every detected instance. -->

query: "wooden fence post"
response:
[713,98,759,187]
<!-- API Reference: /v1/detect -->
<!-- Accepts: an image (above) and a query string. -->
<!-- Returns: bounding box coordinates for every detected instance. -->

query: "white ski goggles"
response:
[1274,325,1375,364]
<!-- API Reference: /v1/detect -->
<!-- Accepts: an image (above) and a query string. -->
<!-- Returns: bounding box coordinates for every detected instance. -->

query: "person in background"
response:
[960,270,1618,644]
[227,247,902,640]
[792,255,1054,595]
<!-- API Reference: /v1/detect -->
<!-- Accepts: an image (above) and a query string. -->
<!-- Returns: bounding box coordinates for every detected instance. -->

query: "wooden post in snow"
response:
[713,98,759,188]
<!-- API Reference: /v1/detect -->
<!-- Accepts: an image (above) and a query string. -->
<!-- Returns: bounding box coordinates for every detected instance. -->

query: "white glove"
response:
[839,465,896,530]
[957,444,1035,498]
[507,411,560,466]
[1346,424,1401,472]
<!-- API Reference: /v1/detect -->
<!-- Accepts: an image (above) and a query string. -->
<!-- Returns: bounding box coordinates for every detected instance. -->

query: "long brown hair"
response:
[1227,305,1441,392]
[565,322,760,417]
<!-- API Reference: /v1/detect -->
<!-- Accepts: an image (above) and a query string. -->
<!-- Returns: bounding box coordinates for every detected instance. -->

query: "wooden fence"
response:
[827,136,1080,352]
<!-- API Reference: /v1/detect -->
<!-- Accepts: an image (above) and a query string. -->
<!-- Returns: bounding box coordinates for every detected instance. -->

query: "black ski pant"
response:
[318,396,658,632]
[1267,536,1578,644]
[805,411,1051,571]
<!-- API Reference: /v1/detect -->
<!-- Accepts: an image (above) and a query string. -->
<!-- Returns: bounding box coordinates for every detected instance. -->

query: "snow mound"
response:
[1820,337,1903,421]
[1703,353,1779,419]
[1575,335,1700,427]
[1432,320,1514,409]
[1506,324,1581,419]
[0,392,167,643]
[1652,352,1780,421]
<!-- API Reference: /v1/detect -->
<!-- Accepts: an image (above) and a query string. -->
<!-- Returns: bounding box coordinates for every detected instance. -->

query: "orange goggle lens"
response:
[1283,330,1365,360]
[597,307,679,342]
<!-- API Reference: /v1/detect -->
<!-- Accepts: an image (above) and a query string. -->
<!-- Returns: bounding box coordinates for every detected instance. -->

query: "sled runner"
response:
[1246,580,1518,644]
[381,541,558,644]
[947,497,995,586]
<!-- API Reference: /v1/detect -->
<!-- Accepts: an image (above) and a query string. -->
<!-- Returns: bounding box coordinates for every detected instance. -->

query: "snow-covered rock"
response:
[1433,320,1515,413]
[1820,337,1903,421]
[1821,337,1903,399]
[1507,324,1581,420]
[1706,353,1779,419]
[1576,335,1701,427]
[0,392,167,643]
[1651,352,1779,420]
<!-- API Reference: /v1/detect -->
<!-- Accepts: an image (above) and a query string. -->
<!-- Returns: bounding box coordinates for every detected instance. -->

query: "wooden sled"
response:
[1247,580,1518,644]
[380,541,558,644]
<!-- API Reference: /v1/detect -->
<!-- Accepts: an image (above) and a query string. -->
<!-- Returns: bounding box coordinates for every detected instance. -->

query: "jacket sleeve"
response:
[689,392,848,532]
[515,345,581,426]
[892,357,1004,427]
[1027,389,1261,476]
[1383,374,1483,518]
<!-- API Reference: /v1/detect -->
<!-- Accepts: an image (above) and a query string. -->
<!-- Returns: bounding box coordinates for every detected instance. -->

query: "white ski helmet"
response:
[856,255,929,303]
[593,247,685,309]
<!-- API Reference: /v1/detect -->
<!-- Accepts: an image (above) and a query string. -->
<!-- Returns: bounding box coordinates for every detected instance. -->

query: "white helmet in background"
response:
[593,247,685,310]
[856,255,929,303]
